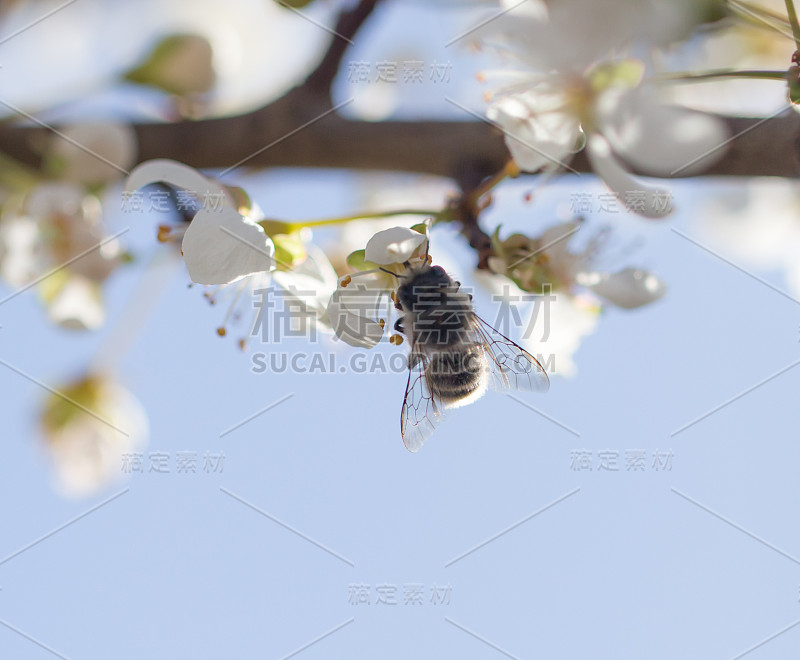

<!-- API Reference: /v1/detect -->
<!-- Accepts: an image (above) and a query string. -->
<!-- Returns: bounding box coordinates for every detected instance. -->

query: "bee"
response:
[391,259,550,452]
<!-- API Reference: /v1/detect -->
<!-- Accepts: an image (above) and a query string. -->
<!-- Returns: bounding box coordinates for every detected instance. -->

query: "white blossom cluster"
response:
[0,0,797,492]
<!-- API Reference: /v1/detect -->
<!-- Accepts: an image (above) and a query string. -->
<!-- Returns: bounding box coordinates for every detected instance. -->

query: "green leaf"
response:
[275,0,317,8]
[272,234,307,271]
[124,34,215,96]
[346,249,379,271]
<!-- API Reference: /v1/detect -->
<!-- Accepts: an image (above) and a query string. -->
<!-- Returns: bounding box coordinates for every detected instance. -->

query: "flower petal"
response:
[272,246,339,321]
[597,88,728,176]
[125,159,228,200]
[182,208,275,285]
[586,134,673,219]
[487,90,579,172]
[42,376,148,498]
[326,285,386,348]
[365,227,426,265]
[578,267,666,308]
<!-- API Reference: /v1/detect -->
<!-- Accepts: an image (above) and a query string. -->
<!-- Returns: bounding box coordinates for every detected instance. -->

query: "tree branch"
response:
[2,93,798,182]
[0,0,798,185]
[303,0,380,97]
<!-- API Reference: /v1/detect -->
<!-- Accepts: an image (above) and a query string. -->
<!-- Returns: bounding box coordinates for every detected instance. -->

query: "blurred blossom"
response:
[488,1,725,66]
[40,374,147,498]
[0,182,125,330]
[474,269,600,377]
[46,123,137,187]
[475,0,729,217]
[700,179,800,298]
[489,219,666,309]
[41,272,106,330]
[0,0,334,119]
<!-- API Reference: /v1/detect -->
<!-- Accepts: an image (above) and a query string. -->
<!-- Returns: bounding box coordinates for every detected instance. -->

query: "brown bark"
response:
[0,0,797,183]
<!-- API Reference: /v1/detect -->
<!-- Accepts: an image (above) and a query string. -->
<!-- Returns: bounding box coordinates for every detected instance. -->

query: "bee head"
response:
[396,262,456,311]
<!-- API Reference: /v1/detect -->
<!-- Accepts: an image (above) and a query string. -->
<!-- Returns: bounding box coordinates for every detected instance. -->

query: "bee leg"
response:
[394,318,404,334]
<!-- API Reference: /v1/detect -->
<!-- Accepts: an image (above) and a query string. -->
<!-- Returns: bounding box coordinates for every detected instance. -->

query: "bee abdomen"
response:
[425,349,489,407]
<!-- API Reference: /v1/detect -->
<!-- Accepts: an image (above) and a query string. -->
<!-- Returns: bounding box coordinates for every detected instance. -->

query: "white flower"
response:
[326,225,429,347]
[126,159,351,347]
[327,281,389,348]
[476,0,729,218]
[486,84,583,173]
[0,183,120,285]
[41,374,148,497]
[182,208,274,285]
[272,244,340,335]
[365,226,427,265]
[486,71,728,218]
[0,182,124,329]
[125,159,275,285]
[47,122,137,186]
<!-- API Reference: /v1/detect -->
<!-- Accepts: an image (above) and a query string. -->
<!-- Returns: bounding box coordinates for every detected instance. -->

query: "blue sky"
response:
[1,1,800,659]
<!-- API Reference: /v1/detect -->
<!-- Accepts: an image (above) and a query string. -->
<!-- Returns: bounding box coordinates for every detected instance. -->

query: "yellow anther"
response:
[216,327,227,337]
[341,275,352,288]
[379,319,385,329]
[390,334,404,346]
[238,339,247,351]
[157,225,172,243]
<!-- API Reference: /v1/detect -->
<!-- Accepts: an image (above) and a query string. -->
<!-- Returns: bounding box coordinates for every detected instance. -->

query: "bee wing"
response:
[400,348,446,453]
[472,315,550,394]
